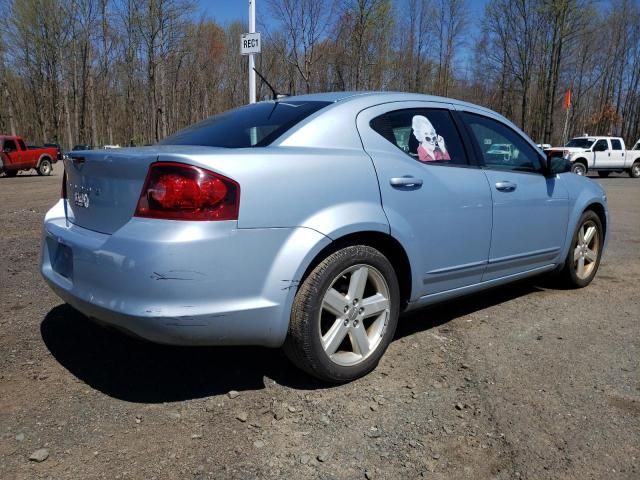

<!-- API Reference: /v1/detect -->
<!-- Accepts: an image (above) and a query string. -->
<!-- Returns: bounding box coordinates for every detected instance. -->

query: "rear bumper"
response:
[40,200,330,346]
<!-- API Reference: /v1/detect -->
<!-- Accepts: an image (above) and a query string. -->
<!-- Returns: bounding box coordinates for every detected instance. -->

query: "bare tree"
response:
[268,0,335,93]
[0,0,638,148]
[435,0,467,97]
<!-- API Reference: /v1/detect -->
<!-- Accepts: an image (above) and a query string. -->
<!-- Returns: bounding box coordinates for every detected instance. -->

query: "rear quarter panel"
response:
[23,147,57,167]
[626,149,640,166]
[176,147,390,238]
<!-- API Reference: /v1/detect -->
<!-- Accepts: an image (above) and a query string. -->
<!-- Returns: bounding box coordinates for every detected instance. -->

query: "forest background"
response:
[0,0,638,149]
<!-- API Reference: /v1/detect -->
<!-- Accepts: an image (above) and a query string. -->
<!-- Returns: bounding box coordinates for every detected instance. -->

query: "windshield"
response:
[160,101,331,148]
[565,138,594,149]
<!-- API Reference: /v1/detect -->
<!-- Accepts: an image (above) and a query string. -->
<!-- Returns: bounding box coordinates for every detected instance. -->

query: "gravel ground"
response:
[0,165,638,479]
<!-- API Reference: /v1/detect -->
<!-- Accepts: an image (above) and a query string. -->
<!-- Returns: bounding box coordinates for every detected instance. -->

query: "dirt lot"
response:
[0,164,638,480]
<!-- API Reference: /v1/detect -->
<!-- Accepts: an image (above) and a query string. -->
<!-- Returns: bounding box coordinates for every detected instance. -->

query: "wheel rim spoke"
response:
[585,248,597,263]
[361,293,389,319]
[578,227,585,244]
[347,266,368,302]
[577,256,585,277]
[349,324,370,357]
[322,318,349,356]
[584,226,596,245]
[322,288,348,317]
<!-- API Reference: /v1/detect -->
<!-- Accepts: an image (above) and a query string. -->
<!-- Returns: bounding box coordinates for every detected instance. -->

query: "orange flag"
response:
[563,89,571,110]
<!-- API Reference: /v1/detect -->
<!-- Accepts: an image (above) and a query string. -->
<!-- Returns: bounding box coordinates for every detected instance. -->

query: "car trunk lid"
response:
[64,146,233,234]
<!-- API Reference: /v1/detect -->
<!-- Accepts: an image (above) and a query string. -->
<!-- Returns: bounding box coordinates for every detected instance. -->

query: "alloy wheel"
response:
[318,264,391,366]
[573,220,599,280]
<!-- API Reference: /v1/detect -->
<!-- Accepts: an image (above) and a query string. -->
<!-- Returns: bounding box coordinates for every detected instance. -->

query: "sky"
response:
[195,1,249,25]
[195,0,490,32]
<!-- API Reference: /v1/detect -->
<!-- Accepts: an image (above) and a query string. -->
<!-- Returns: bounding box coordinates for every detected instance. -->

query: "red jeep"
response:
[0,135,61,177]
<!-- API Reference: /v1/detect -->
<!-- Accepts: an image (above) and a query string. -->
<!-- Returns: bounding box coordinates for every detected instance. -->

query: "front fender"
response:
[557,174,609,264]
[571,156,589,167]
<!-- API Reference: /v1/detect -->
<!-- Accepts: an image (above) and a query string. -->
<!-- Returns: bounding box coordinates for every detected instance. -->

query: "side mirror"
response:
[547,156,572,175]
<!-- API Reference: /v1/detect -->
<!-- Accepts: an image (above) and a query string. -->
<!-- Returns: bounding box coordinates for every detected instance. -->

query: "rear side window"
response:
[611,139,622,150]
[160,101,331,148]
[370,109,468,166]
[461,113,542,173]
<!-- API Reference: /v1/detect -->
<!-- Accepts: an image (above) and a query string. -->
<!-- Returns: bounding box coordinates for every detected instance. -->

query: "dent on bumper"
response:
[41,200,330,347]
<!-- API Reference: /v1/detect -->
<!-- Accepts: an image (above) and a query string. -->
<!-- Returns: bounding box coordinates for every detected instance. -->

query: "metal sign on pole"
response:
[240,33,261,55]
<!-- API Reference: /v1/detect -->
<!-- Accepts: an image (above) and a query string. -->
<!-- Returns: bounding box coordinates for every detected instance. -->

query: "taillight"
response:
[134,162,239,221]
[61,169,67,199]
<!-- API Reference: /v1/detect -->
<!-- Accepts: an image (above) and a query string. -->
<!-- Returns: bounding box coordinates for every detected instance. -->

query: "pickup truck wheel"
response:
[571,162,587,176]
[630,162,640,178]
[597,171,610,178]
[559,210,603,288]
[37,159,52,176]
[284,245,400,383]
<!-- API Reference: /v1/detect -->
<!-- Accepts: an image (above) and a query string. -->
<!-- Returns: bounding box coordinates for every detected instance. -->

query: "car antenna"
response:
[253,67,289,100]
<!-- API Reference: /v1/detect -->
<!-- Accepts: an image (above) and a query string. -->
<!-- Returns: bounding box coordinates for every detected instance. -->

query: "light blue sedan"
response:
[41,92,609,382]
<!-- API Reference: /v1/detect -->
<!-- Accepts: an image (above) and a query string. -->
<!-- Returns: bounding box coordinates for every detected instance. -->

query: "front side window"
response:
[370,109,468,166]
[3,139,17,152]
[160,101,331,148]
[461,113,542,173]
[610,139,622,150]
[593,139,608,151]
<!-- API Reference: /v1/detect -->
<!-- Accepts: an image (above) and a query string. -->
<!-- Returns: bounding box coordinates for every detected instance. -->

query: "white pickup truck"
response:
[546,136,640,178]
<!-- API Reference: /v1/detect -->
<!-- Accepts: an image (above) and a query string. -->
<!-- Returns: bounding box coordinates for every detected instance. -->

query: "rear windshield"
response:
[160,101,331,148]
[565,138,594,148]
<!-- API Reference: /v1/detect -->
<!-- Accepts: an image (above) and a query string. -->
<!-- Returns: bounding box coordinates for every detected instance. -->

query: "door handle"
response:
[495,181,517,192]
[390,176,423,188]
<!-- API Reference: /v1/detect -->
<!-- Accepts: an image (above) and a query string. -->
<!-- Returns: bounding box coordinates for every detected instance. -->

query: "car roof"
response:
[572,136,622,139]
[272,91,515,149]
[281,91,497,115]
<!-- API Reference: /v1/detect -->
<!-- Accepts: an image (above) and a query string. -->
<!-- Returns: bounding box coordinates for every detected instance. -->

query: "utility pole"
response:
[249,0,256,104]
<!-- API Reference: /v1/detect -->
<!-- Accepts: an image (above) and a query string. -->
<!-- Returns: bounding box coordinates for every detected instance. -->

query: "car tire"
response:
[597,171,610,178]
[5,170,17,177]
[571,162,587,176]
[630,162,640,178]
[38,158,52,176]
[558,210,603,288]
[284,245,400,383]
